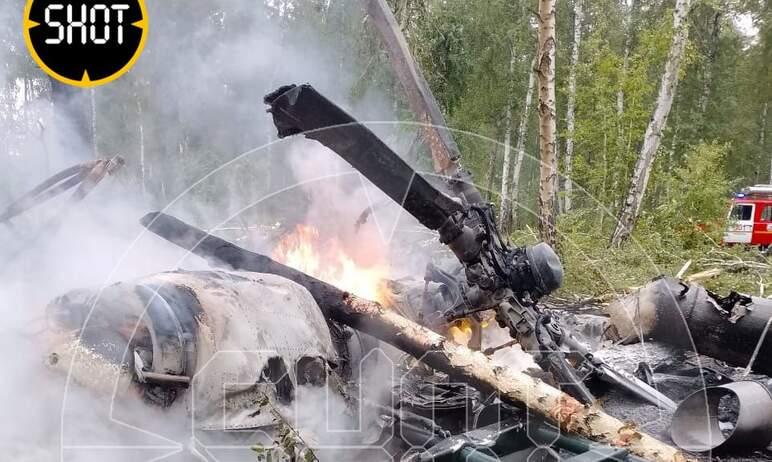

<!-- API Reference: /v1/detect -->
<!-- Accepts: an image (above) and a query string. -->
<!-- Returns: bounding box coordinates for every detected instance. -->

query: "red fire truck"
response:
[724,184,772,249]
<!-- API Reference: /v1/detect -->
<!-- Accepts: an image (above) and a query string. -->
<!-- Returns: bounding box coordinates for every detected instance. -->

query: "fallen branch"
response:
[561,292,626,309]
[698,248,771,272]
[675,260,692,279]
[141,212,685,462]
[549,290,639,314]
[482,339,519,356]
[683,268,723,283]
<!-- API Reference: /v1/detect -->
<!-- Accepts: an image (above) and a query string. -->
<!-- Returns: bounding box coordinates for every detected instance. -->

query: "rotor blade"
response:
[264,84,462,231]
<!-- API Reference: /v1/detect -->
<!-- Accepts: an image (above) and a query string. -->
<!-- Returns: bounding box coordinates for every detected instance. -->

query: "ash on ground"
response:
[565,313,772,460]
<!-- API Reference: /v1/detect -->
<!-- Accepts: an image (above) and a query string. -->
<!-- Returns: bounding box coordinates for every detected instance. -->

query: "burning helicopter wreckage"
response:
[7,4,772,460]
[9,83,772,462]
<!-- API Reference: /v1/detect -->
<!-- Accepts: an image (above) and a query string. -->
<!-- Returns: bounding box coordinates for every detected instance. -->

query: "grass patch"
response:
[510,211,771,298]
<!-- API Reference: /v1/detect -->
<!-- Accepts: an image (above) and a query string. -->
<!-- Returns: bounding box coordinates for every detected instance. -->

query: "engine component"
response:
[671,381,772,453]
[262,84,675,409]
[608,277,772,376]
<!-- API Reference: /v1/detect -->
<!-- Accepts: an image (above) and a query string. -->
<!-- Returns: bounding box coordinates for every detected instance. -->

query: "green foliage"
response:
[512,142,765,298]
[410,0,537,194]
[570,5,672,211]
[2,0,771,298]
[251,392,318,462]
[644,142,730,248]
[512,210,770,299]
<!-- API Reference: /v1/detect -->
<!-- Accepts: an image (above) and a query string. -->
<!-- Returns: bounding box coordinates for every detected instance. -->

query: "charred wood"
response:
[365,0,483,205]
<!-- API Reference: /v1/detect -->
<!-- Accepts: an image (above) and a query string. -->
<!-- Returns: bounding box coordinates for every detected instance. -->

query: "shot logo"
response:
[24,0,148,87]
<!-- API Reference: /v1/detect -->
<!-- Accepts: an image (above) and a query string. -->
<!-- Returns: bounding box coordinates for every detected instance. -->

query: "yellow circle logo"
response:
[24,0,148,88]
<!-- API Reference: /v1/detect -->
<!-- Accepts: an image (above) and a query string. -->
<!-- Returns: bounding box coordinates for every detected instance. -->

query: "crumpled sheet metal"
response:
[46,270,338,431]
[154,271,337,431]
[606,277,772,375]
[671,381,772,453]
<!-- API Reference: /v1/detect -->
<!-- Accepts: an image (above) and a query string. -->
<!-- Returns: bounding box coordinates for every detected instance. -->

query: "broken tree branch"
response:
[675,260,692,279]
[365,0,460,176]
[140,212,684,462]
[364,0,483,205]
[698,258,770,272]
[683,268,723,283]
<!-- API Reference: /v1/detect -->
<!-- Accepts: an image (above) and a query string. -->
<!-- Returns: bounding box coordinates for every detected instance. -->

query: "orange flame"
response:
[272,224,388,301]
[448,319,473,346]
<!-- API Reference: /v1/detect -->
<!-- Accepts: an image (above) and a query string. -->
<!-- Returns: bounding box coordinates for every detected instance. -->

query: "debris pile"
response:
[607,276,772,376]
[7,27,768,459]
[23,83,772,461]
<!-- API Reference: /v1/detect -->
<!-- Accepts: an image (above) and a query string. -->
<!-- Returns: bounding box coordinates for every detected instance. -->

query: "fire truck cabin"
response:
[724,184,772,248]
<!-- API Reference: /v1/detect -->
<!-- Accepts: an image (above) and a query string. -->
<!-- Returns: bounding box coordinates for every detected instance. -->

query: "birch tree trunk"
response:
[699,11,721,116]
[617,0,636,115]
[510,55,538,227]
[367,0,483,204]
[610,0,691,247]
[536,0,559,247]
[617,52,628,115]
[367,0,463,178]
[486,146,500,200]
[499,48,518,231]
[761,101,769,183]
[564,0,584,212]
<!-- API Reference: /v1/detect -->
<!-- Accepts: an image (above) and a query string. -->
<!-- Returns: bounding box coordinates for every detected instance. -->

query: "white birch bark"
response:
[617,0,636,115]
[617,51,629,116]
[510,55,538,227]
[564,0,584,212]
[699,11,721,116]
[145,214,686,462]
[611,0,691,247]
[761,101,769,183]
[537,0,559,247]
[486,145,500,200]
[499,48,518,231]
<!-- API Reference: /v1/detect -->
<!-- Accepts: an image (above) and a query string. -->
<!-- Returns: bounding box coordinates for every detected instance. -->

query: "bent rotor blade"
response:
[265,84,462,231]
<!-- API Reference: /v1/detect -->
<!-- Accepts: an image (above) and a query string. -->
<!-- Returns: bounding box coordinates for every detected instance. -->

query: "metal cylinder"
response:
[671,381,772,453]
[608,277,772,375]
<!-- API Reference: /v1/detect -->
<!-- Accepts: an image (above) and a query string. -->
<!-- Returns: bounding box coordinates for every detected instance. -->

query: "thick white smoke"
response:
[0,2,406,462]
[0,1,532,460]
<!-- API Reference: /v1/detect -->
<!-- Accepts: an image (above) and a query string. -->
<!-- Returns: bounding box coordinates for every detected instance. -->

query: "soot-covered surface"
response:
[592,341,772,460]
